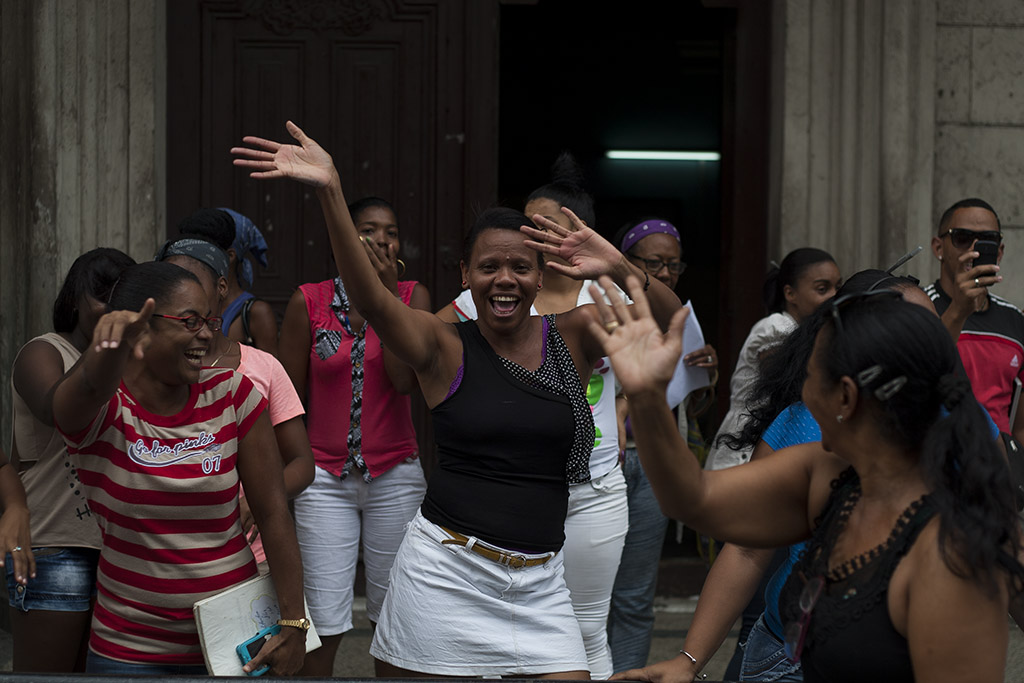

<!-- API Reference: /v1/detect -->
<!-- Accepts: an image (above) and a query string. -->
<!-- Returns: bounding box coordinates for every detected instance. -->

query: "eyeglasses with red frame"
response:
[152,313,223,332]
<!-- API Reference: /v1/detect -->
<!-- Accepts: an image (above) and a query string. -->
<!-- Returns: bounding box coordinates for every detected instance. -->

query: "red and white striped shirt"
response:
[61,368,266,665]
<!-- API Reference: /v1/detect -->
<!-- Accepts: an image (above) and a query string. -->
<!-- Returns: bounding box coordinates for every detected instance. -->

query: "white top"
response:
[704,311,796,470]
[451,282,622,480]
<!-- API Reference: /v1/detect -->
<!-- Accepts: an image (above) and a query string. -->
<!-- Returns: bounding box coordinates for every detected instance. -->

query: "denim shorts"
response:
[6,547,99,612]
[739,614,804,682]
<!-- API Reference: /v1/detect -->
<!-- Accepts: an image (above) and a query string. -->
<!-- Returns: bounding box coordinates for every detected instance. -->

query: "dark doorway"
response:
[498,0,725,411]
[498,0,773,431]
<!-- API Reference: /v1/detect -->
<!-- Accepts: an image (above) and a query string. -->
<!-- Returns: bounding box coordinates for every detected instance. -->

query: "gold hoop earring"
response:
[396,258,406,277]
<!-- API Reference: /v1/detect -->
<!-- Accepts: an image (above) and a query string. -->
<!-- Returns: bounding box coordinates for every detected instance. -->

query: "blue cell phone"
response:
[236,624,280,676]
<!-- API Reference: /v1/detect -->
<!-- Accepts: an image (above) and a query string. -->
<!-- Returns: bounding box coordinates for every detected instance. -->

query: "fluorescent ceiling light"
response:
[606,150,721,161]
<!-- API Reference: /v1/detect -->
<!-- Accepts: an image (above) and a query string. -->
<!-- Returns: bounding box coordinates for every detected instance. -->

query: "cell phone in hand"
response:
[974,239,1000,269]
[236,624,280,676]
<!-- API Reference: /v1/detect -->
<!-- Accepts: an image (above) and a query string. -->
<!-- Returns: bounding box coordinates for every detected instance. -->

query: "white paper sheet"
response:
[665,300,711,409]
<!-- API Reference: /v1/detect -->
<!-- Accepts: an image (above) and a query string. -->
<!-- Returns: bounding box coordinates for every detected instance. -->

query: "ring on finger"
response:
[604,321,621,333]
[975,277,981,287]
[10,546,21,553]
[707,355,713,364]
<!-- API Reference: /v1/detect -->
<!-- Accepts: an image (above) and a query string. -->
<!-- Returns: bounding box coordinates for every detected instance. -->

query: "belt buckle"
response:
[500,552,527,569]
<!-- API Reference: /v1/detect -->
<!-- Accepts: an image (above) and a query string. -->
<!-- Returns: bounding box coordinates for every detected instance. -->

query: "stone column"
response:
[0,0,165,448]
[934,1,1024,305]
[769,0,937,281]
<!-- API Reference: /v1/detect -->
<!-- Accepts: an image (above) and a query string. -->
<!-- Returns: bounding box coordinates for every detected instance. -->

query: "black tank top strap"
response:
[780,468,936,683]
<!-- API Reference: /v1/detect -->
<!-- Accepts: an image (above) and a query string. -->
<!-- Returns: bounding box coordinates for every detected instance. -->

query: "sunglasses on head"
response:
[827,289,909,401]
[939,228,1002,249]
[828,289,902,337]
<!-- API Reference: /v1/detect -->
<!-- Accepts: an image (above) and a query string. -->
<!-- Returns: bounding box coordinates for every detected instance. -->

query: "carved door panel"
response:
[168,0,501,463]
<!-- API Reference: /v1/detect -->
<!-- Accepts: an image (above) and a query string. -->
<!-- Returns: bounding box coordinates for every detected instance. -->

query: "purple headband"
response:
[620,219,681,253]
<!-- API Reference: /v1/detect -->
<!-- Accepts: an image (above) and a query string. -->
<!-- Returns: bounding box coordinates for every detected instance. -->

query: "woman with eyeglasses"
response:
[7,247,134,673]
[436,154,629,680]
[607,217,719,672]
[156,237,314,571]
[593,275,1024,683]
[51,261,307,676]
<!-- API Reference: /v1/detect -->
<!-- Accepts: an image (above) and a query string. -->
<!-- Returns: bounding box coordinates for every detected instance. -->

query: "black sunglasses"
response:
[939,228,1002,249]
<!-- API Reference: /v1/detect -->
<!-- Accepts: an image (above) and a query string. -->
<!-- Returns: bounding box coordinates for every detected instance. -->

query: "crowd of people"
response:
[1,120,1023,682]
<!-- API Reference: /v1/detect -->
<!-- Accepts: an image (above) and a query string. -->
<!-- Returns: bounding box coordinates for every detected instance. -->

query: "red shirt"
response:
[927,282,1024,432]
[300,278,419,479]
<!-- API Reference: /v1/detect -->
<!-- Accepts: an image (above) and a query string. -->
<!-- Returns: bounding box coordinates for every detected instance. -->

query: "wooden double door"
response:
[168,0,503,460]
[168,0,499,310]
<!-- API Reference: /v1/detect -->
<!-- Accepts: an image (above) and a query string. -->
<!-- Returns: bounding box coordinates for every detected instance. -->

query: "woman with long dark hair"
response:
[616,271,944,683]
[593,275,1024,683]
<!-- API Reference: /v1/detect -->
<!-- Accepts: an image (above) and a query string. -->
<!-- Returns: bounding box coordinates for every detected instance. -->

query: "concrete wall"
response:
[0,0,165,449]
[935,0,1024,304]
[772,0,1024,304]
[770,0,938,283]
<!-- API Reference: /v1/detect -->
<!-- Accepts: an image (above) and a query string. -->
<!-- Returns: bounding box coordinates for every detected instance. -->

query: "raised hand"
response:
[231,121,337,188]
[952,247,1001,314]
[91,298,155,359]
[588,275,689,397]
[520,206,625,280]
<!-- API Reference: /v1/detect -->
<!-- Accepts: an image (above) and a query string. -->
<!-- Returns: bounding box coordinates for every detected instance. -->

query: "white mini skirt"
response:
[369,510,589,676]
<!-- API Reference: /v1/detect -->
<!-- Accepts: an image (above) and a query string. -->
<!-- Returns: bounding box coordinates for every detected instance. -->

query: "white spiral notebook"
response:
[193,573,321,675]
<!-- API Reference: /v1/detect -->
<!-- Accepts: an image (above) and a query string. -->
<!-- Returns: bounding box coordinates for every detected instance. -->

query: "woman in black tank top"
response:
[595,284,1024,683]
[232,123,683,679]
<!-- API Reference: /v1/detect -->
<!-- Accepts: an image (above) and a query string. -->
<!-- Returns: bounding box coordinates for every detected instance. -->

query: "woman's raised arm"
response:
[231,123,454,389]
[589,276,838,548]
[52,301,154,435]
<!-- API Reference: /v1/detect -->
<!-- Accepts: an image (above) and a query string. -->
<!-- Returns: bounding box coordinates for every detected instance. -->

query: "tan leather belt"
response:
[439,527,551,569]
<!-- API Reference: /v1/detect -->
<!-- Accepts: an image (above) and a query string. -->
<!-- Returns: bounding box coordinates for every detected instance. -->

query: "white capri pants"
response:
[563,464,629,679]
[293,460,426,635]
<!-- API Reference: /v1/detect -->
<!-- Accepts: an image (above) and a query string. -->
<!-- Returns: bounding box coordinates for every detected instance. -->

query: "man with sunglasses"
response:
[926,197,1024,443]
